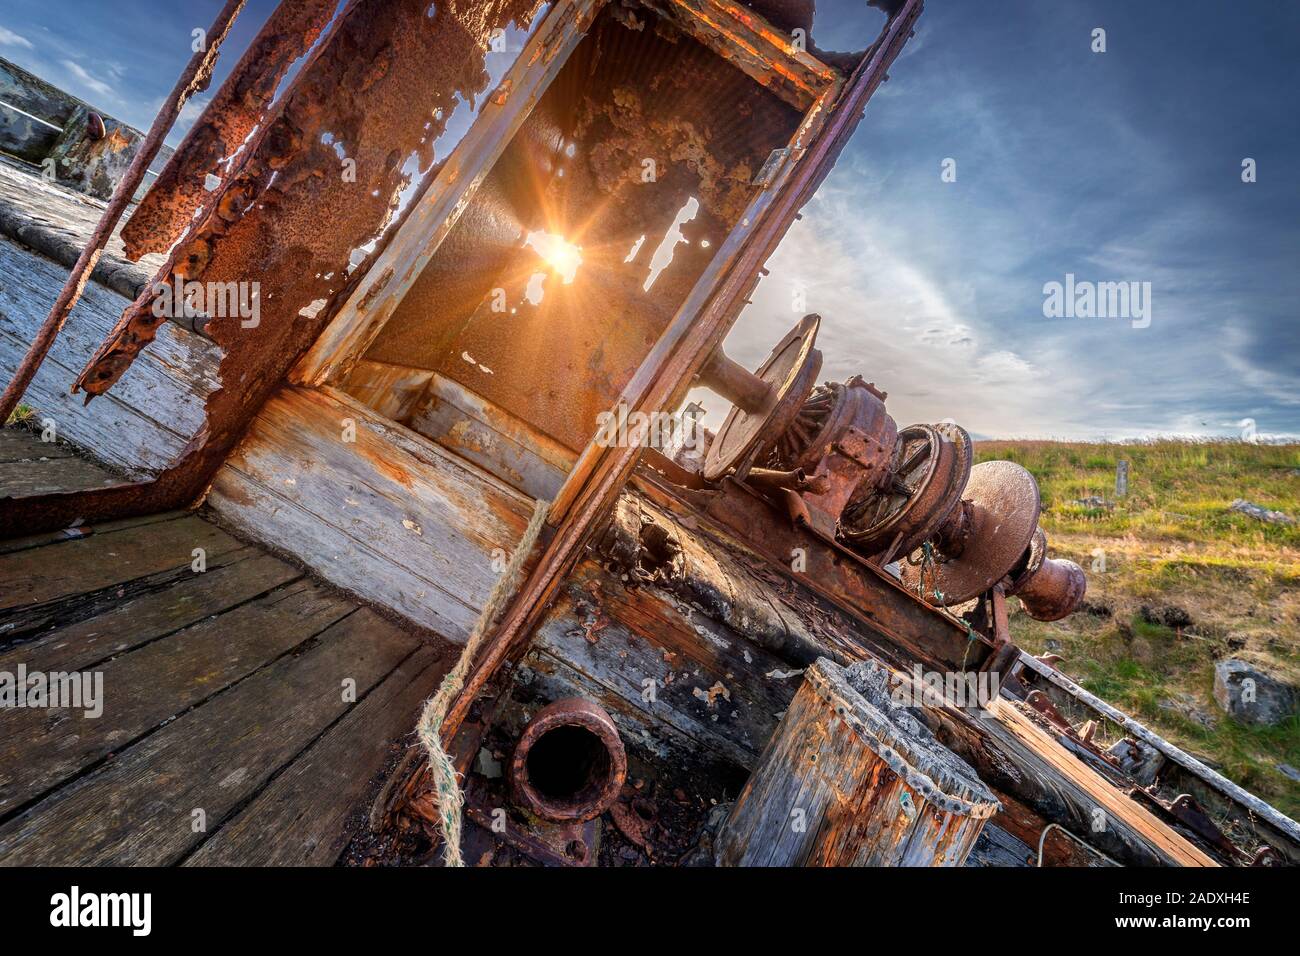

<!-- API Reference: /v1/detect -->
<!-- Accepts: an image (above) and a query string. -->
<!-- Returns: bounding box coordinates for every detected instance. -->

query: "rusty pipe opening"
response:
[509,698,626,823]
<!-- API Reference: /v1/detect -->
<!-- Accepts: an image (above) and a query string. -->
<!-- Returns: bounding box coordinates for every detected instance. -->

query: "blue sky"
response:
[1,0,1296,440]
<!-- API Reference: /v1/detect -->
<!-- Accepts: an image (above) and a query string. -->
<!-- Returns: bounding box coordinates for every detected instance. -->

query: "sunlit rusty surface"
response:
[365,2,802,451]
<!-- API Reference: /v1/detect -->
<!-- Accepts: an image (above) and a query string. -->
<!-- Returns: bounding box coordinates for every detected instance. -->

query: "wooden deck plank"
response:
[0,579,357,817]
[0,509,183,557]
[0,236,222,478]
[0,513,243,612]
[0,456,119,497]
[185,642,448,866]
[0,428,75,461]
[0,549,302,673]
[0,608,417,865]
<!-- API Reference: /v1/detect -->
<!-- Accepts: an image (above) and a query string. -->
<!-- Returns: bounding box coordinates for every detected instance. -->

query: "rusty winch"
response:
[691,315,1085,622]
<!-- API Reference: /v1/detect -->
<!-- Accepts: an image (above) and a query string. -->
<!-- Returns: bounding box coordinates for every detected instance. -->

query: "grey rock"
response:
[1229,499,1295,526]
[1213,659,1298,726]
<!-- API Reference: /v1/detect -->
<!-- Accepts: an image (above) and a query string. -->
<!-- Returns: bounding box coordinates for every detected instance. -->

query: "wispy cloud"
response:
[60,58,115,100]
[0,25,34,50]
[0,25,32,49]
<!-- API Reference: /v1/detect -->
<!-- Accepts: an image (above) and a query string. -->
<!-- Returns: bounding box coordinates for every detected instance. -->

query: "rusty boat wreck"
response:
[0,0,1296,869]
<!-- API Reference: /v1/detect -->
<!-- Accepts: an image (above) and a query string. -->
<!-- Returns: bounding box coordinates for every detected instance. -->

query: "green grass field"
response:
[973,440,1300,817]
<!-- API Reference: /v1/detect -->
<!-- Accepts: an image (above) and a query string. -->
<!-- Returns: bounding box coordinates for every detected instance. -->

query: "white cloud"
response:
[60,58,115,100]
[0,25,34,50]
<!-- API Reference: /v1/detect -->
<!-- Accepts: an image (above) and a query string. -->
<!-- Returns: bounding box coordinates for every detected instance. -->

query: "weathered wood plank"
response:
[406,371,574,501]
[205,385,535,643]
[966,823,1033,868]
[0,236,221,477]
[0,508,182,557]
[0,158,168,298]
[0,513,243,612]
[928,699,1216,867]
[0,578,357,817]
[339,358,434,422]
[0,549,301,670]
[0,608,416,865]
[185,642,448,866]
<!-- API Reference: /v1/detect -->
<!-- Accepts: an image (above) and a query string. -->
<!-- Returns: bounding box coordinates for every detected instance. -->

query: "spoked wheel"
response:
[769,383,836,468]
[840,422,971,560]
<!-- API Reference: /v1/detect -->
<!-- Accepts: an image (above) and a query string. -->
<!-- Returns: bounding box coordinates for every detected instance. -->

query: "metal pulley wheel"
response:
[899,459,1042,605]
[702,314,822,481]
[840,421,971,560]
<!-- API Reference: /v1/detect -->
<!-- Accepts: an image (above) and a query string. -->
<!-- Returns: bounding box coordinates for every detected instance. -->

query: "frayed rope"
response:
[415,497,550,867]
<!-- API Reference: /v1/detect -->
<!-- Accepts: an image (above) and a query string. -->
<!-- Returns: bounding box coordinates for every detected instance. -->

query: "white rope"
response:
[414,497,550,866]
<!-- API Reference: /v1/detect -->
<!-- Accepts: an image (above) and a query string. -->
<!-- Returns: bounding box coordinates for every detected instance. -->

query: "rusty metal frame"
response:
[643,0,839,110]
[441,0,925,740]
[290,0,607,388]
[120,0,338,262]
[291,0,841,390]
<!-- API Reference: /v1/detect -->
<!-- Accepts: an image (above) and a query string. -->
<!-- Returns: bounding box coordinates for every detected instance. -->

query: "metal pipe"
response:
[699,347,775,414]
[0,0,246,426]
[1011,556,1086,621]
[746,466,830,495]
[509,698,627,823]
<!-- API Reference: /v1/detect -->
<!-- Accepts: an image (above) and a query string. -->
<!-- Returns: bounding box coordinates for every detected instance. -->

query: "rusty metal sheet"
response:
[121,0,339,260]
[1,0,547,536]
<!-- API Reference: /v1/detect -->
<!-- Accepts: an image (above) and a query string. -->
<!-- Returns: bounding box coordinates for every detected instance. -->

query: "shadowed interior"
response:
[359,2,802,450]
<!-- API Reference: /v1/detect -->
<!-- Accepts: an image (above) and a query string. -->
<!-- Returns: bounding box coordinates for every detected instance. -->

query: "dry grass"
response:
[975,439,1300,817]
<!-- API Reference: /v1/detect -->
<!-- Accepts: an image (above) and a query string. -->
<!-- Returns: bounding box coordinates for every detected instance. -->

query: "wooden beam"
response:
[290,0,606,388]
[928,699,1217,867]
[204,385,536,643]
[645,0,839,110]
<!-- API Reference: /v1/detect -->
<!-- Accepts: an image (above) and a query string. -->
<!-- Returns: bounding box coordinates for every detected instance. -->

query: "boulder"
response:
[1213,659,1298,726]
[1228,499,1295,526]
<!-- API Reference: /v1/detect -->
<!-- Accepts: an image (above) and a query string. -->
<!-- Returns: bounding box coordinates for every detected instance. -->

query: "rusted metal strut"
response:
[438,0,926,746]
[0,0,247,426]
